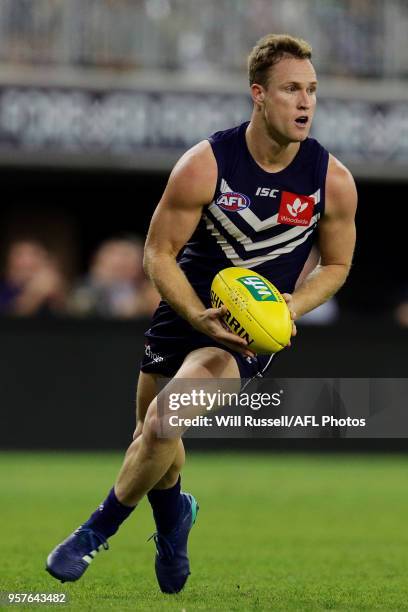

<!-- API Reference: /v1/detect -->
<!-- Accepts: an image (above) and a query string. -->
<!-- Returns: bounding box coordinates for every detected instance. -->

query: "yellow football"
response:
[210,267,292,354]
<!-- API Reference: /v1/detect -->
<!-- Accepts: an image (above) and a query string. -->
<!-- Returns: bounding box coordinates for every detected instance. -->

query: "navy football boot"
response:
[46,527,108,582]
[150,492,199,594]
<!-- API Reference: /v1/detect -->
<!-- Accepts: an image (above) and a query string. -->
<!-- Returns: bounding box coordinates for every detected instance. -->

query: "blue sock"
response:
[148,476,182,535]
[82,487,136,540]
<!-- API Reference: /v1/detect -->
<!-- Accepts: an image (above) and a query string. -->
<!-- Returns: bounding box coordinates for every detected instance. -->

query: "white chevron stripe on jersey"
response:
[240,230,314,266]
[203,217,239,259]
[203,214,315,267]
[208,202,247,244]
[208,201,320,252]
[239,208,278,231]
[220,178,233,193]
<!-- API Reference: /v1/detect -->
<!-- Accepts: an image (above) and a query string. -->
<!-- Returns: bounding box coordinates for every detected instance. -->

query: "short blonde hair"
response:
[248,34,312,87]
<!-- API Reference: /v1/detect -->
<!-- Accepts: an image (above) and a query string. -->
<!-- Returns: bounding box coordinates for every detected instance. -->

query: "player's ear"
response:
[250,84,265,107]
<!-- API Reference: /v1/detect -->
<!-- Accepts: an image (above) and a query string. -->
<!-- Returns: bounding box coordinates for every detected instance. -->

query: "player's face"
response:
[255,57,317,144]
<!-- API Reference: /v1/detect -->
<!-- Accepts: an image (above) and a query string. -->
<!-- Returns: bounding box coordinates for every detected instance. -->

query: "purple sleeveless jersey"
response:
[142,122,329,377]
[178,121,329,299]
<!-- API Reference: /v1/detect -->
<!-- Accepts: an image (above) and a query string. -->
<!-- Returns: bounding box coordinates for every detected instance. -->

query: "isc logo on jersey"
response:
[216,192,250,212]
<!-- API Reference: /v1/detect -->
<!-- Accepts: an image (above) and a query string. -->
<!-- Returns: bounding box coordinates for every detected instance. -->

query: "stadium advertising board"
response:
[0,85,406,177]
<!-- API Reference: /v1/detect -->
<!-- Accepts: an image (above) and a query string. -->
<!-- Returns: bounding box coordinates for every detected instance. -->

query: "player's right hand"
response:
[190,305,256,358]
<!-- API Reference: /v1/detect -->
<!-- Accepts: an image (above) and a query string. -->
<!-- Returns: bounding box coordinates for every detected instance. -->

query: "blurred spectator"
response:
[69,236,159,318]
[0,239,68,316]
[394,293,408,327]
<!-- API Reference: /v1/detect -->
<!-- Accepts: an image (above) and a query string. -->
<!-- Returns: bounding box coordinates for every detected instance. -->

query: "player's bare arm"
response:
[144,141,253,357]
[287,154,357,318]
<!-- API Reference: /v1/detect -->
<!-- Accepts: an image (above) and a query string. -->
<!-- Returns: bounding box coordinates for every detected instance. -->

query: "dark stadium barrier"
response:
[0,317,407,451]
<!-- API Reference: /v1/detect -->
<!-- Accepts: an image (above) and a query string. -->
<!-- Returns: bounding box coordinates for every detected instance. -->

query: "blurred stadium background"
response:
[0,0,407,448]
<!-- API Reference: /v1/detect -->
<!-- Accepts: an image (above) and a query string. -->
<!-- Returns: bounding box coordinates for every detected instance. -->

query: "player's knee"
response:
[142,409,182,447]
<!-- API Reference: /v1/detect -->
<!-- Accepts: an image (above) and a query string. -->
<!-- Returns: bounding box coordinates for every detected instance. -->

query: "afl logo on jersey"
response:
[216,192,251,212]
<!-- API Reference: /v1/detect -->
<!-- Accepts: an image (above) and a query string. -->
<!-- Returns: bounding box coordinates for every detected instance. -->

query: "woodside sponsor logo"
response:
[278,191,314,226]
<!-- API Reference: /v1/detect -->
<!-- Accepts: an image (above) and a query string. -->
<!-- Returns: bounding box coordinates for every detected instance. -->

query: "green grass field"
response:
[1,452,408,611]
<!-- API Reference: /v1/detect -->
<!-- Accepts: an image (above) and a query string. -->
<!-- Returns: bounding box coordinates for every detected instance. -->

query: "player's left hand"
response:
[281,293,297,346]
